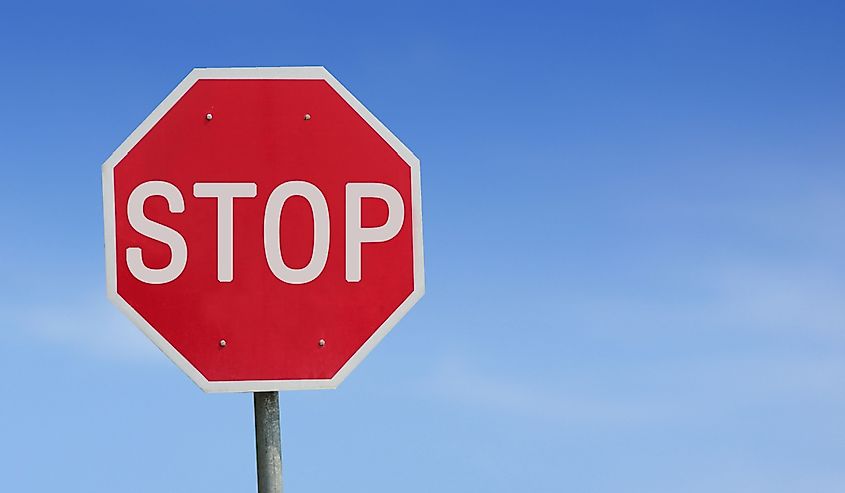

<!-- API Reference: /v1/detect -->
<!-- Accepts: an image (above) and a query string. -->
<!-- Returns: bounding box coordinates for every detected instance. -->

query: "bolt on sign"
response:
[102,67,424,392]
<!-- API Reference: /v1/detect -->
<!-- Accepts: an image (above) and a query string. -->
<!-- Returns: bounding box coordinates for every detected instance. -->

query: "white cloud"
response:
[419,355,678,426]
[713,262,845,335]
[418,351,845,429]
[556,261,845,341]
[10,293,159,363]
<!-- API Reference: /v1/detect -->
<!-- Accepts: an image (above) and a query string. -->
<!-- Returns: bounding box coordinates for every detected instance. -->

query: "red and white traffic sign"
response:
[102,67,424,392]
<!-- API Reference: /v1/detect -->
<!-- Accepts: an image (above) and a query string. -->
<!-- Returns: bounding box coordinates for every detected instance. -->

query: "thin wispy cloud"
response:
[420,351,845,429]
[10,293,158,363]
[420,355,677,426]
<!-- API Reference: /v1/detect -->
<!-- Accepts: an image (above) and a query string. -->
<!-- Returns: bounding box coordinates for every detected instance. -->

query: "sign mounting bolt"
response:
[205,113,213,121]
[219,339,227,348]
[304,113,311,121]
[318,339,325,347]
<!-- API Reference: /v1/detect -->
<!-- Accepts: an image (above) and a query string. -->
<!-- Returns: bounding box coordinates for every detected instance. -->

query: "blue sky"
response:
[2,1,844,491]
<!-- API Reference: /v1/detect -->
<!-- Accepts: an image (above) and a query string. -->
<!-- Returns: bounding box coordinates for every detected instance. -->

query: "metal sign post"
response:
[254,392,283,493]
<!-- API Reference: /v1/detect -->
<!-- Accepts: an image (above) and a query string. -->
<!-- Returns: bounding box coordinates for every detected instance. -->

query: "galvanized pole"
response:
[254,391,283,493]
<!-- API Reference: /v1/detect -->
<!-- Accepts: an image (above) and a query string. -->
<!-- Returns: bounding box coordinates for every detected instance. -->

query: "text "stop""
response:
[126,180,403,285]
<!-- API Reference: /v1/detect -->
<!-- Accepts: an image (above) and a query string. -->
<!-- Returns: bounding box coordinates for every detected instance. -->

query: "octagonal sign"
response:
[102,67,424,392]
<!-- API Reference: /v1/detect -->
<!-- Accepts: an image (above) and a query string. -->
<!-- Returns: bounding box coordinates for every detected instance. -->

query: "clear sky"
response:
[1,1,844,492]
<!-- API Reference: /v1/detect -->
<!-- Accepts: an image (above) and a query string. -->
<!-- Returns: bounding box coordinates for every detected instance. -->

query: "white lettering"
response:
[193,182,257,282]
[126,181,188,284]
[263,181,330,284]
[345,183,404,282]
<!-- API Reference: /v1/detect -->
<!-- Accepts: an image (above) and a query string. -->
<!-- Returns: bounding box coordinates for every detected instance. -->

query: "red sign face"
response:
[102,67,424,392]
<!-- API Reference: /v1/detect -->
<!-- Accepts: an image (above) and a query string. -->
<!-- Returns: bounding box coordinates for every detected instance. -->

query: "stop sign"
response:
[102,67,424,392]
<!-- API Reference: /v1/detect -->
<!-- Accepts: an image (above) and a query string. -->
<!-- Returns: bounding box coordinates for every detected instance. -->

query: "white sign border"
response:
[102,67,425,393]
